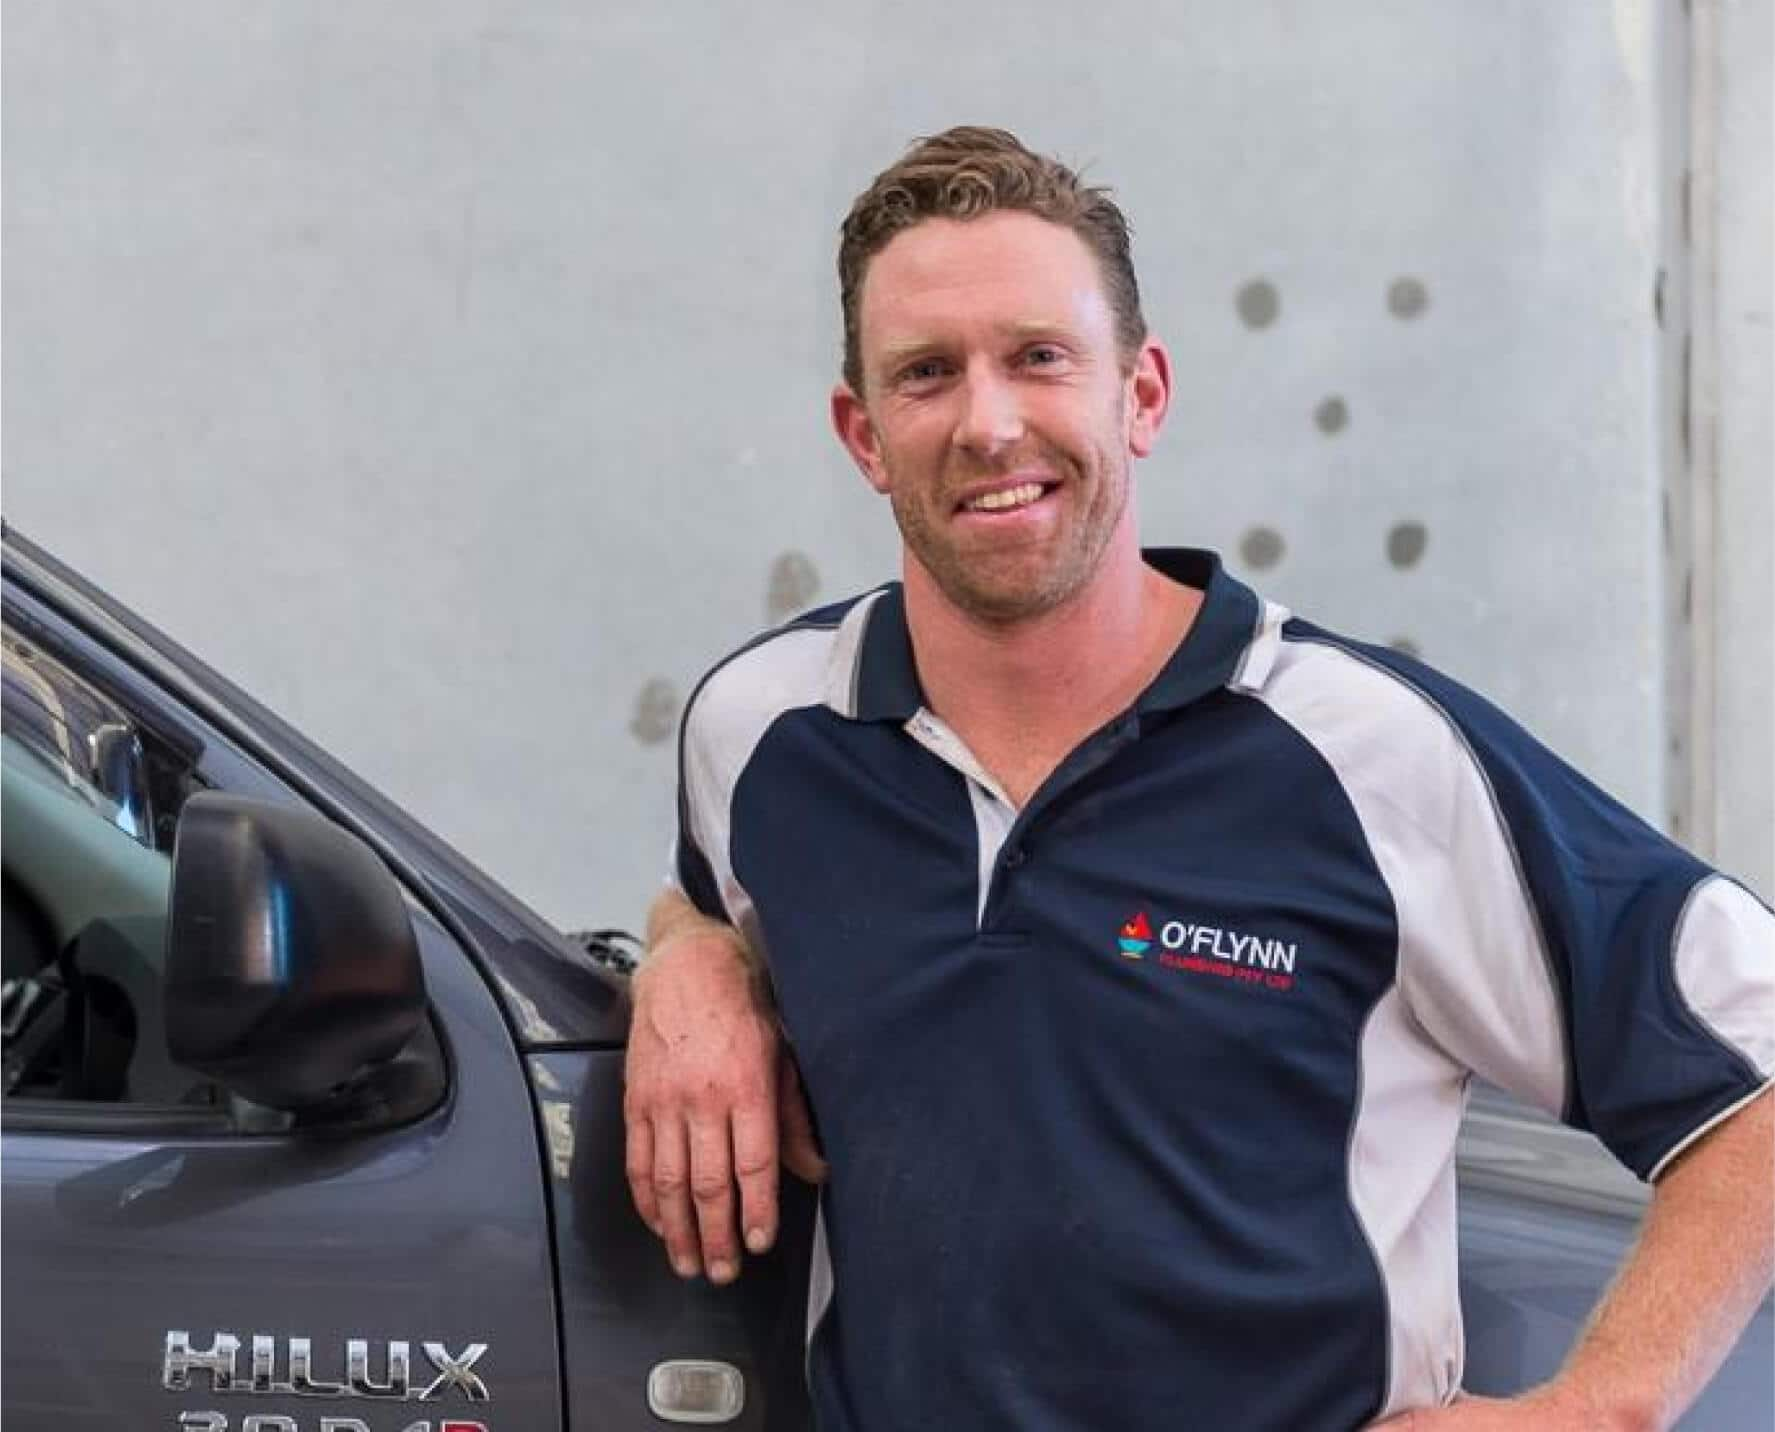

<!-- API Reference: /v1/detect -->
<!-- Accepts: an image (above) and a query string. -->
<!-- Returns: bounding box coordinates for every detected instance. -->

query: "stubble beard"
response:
[886,442,1132,629]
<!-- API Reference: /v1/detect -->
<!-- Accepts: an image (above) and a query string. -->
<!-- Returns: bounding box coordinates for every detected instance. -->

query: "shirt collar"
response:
[1136,548,1266,713]
[851,582,922,722]
[844,548,1267,723]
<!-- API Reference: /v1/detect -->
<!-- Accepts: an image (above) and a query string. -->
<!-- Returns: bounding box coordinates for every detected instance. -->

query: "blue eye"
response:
[1024,345,1064,366]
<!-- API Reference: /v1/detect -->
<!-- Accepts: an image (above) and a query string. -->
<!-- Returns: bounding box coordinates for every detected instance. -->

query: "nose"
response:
[952,365,1025,460]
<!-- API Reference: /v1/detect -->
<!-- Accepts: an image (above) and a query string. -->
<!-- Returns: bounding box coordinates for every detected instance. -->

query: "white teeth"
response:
[968,482,1044,512]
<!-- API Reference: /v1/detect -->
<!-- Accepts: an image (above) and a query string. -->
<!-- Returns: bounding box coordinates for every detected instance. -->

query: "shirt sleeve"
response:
[1384,648,1774,1180]
[672,685,731,924]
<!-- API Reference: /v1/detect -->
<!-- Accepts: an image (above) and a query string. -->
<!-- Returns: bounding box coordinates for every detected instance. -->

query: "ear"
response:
[1125,339,1172,459]
[831,382,891,495]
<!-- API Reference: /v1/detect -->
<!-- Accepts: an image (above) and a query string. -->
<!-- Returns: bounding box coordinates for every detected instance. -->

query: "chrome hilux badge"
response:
[164,1331,492,1427]
[164,1333,490,1402]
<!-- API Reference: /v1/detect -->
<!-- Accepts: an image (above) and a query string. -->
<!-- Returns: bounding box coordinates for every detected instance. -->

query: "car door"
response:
[1,584,565,1432]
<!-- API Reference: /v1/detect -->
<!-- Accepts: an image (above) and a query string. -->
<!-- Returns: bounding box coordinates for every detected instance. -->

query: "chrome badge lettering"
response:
[348,1338,411,1397]
[418,1343,490,1402]
[178,1418,488,1431]
[164,1332,490,1402]
[165,1333,243,1392]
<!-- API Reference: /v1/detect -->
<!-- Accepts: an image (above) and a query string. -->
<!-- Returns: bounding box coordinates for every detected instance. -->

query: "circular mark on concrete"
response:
[1314,396,1350,435]
[629,678,680,747]
[1386,521,1429,569]
[1239,525,1286,570]
[1387,277,1430,320]
[1235,279,1280,330]
[1389,637,1421,658]
[766,550,821,624]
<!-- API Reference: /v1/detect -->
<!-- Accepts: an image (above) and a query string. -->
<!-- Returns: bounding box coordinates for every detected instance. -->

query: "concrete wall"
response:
[1708,0,1773,892]
[5,1,1768,929]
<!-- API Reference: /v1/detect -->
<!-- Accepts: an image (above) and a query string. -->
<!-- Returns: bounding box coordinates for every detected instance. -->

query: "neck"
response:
[903,527,1201,752]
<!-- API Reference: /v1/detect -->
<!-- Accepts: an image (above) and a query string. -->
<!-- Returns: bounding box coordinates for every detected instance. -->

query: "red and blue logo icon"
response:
[1118,911,1153,960]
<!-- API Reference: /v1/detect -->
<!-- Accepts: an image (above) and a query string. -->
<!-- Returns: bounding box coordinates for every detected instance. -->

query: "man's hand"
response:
[623,903,826,1284]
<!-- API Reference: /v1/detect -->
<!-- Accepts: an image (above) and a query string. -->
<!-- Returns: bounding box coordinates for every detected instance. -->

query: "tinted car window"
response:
[2,629,159,845]
[1,627,207,1106]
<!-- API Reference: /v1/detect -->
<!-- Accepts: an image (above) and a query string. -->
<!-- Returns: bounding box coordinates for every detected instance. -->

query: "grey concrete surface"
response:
[4,1,1768,928]
[1712,0,1773,894]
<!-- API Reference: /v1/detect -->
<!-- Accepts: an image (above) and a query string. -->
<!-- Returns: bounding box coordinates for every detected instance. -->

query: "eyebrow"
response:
[875,340,944,371]
[874,321,1084,372]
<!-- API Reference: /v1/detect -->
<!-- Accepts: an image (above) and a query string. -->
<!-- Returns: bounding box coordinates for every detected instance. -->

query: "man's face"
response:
[832,210,1169,625]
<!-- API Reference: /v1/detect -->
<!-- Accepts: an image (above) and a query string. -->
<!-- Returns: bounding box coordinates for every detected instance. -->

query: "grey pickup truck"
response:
[1,524,1767,1430]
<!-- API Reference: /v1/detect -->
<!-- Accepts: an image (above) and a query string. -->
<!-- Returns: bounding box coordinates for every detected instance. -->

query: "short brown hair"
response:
[837,126,1147,394]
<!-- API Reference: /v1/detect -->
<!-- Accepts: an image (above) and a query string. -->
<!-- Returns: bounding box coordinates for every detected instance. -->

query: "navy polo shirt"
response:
[673,549,1772,1430]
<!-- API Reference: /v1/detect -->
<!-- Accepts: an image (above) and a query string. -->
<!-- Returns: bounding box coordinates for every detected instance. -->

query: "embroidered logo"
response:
[1117,913,1299,992]
[1117,911,1153,960]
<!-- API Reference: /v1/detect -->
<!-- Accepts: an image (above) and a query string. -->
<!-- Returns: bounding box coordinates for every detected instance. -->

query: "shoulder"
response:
[1257,616,1703,889]
[1269,619,1487,727]
[680,586,888,777]
[1252,620,1489,849]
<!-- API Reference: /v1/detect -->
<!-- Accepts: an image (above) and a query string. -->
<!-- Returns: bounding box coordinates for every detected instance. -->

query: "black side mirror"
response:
[164,792,425,1111]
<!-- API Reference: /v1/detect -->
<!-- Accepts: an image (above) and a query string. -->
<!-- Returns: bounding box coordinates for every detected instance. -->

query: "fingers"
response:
[650,1117,703,1279]
[689,1109,742,1284]
[622,927,788,1284]
[779,1052,829,1185]
[731,1086,780,1256]
[624,1106,660,1235]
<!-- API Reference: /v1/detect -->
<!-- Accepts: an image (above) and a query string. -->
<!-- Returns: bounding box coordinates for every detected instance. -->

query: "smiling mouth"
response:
[959,481,1056,514]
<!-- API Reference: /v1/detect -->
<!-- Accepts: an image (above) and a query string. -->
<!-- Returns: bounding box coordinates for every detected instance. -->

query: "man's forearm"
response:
[1546,1087,1773,1430]
[644,883,760,971]
[645,882,721,951]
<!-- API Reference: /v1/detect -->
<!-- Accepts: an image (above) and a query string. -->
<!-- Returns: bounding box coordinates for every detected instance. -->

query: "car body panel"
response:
[2,906,564,1430]
[1460,1183,1774,1428]
[528,1050,816,1430]
[1458,1090,1773,1427]
[2,524,817,1430]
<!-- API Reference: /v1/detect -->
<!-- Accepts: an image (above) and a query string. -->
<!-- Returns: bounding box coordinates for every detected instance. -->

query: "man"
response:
[624,127,1773,1429]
